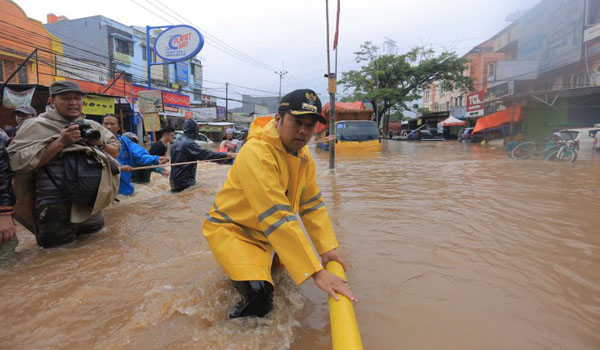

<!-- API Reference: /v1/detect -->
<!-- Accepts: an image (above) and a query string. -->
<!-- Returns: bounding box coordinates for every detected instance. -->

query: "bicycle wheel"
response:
[511,142,536,159]
[558,148,577,162]
[543,147,578,162]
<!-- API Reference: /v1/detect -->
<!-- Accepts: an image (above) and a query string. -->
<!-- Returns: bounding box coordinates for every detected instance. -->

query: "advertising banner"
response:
[138,90,163,114]
[82,95,115,115]
[143,112,161,132]
[217,106,226,120]
[518,0,585,73]
[154,25,204,62]
[467,91,484,112]
[194,107,217,121]
[162,91,190,107]
[176,61,189,85]
[2,87,35,108]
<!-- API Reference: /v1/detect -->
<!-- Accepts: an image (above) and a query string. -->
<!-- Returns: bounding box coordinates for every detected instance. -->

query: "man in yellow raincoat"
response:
[203,89,356,318]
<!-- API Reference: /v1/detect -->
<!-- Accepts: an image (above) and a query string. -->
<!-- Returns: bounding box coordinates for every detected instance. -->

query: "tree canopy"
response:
[339,41,473,132]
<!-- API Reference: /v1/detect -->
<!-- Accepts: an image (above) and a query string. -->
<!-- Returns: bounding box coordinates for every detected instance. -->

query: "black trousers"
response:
[229,280,274,318]
[34,201,104,248]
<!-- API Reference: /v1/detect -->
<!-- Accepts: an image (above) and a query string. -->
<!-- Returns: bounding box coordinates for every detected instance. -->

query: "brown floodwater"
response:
[1,141,599,350]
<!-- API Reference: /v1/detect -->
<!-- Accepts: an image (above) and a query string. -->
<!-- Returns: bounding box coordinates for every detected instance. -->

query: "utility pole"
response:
[275,69,288,99]
[225,82,229,120]
[325,0,336,170]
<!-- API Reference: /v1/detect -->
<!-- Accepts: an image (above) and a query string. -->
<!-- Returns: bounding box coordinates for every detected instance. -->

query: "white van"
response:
[558,124,600,154]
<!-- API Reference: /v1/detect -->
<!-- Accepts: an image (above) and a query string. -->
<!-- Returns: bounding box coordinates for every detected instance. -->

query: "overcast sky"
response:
[15,0,541,104]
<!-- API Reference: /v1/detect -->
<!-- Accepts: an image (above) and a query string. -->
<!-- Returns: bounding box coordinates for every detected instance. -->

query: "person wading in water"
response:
[203,89,357,318]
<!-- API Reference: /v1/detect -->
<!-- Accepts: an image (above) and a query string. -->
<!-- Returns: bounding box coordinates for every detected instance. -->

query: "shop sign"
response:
[467,91,484,113]
[82,95,115,115]
[143,112,161,132]
[217,106,226,120]
[154,25,204,62]
[162,91,190,107]
[138,90,163,114]
[176,61,189,85]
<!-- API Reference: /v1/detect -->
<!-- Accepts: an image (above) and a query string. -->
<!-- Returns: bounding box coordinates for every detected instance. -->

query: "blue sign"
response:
[176,61,189,85]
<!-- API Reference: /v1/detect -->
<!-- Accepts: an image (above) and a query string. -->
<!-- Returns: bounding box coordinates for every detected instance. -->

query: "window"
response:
[588,0,600,25]
[0,59,3,81]
[123,73,132,82]
[424,89,430,101]
[115,38,133,56]
[1,61,25,83]
[17,65,27,83]
[487,62,496,80]
[191,63,202,83]
[140,45,156,62]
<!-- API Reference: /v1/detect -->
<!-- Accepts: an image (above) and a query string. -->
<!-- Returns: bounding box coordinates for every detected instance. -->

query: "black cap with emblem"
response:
[278,89,326,124]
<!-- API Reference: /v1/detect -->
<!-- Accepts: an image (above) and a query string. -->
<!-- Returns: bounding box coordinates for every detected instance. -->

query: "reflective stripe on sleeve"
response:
[299,192,321,206]
[264,215,298,237]
[258,204,293,222]
[299,201,325,216]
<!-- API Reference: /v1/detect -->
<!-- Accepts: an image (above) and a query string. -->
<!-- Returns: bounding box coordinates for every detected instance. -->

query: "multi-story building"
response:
[422,0,600,140]
[0,0,61,87]
[422,38,505,118]
[45,15,203,105]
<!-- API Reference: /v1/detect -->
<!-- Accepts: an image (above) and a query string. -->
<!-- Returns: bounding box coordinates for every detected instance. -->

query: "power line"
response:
[149,0,277,71]
[0,21,284,98]
[129,0,277,72]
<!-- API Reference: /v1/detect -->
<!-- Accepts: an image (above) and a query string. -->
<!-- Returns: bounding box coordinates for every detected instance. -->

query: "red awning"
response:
[472,105,522,134]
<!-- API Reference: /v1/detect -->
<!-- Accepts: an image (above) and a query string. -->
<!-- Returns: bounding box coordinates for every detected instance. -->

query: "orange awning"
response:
[472,105,522,134]
[322,101,367,112]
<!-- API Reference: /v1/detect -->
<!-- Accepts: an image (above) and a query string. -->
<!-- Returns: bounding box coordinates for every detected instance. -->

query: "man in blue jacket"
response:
[102,114,168,195]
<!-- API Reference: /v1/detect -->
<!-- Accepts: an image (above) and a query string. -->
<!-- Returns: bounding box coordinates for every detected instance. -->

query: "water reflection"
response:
[0,141,598,349]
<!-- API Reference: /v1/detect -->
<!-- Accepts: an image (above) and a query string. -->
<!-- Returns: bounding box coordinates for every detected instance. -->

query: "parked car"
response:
[557,126,600,154]
[174,131,214,146]
[419,129,444,141]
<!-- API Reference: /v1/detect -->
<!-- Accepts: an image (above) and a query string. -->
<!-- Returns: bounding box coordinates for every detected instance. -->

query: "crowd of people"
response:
[0,81,233,257]
[0,84,356,322]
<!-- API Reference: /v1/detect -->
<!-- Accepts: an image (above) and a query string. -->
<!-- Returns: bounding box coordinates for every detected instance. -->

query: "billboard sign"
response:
[82,95,115,115]
[217,106,226,120]
[518,0,585,73]
[162,91,190,107]
[154,25,204,62]
[138,90,163,114]
[466,91,485,118]
[176,61,189,85]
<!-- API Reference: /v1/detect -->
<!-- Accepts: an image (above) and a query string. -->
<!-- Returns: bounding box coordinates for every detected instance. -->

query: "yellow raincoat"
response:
[203,120,338,285]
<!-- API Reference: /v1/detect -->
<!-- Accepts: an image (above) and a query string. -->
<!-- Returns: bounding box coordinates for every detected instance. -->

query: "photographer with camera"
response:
[7,81,121,248]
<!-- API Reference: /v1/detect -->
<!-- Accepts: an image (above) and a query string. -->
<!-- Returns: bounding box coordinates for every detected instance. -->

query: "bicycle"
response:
[510,133,579,162]
[510,138,547,159]
[542,139,579,162]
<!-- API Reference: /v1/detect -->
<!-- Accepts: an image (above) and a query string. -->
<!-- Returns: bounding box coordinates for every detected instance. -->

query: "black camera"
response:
[74,120,101,142]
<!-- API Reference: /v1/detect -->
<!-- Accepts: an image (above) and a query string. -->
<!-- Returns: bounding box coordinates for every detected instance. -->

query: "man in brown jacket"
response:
[8,81,121,248]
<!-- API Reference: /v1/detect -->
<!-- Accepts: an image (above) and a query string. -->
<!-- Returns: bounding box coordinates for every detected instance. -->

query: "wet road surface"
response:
[1,141,599,349]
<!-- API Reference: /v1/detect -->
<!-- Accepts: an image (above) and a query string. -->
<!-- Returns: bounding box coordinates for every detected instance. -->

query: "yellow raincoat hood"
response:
[203,120,338,285]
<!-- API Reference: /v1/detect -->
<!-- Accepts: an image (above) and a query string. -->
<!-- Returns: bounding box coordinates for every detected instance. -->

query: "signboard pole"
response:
[146,25,152,90]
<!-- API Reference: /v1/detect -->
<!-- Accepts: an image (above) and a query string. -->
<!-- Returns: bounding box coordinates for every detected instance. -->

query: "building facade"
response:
[0,0,61,86]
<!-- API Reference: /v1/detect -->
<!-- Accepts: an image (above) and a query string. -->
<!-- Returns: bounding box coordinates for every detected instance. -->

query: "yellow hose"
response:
[326,261,363,350]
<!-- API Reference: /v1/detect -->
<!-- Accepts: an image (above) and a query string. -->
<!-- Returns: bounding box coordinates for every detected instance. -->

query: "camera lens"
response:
[85,129,101,142]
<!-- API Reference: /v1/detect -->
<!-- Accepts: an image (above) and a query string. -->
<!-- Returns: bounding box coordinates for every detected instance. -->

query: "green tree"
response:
[339,41,472,133]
